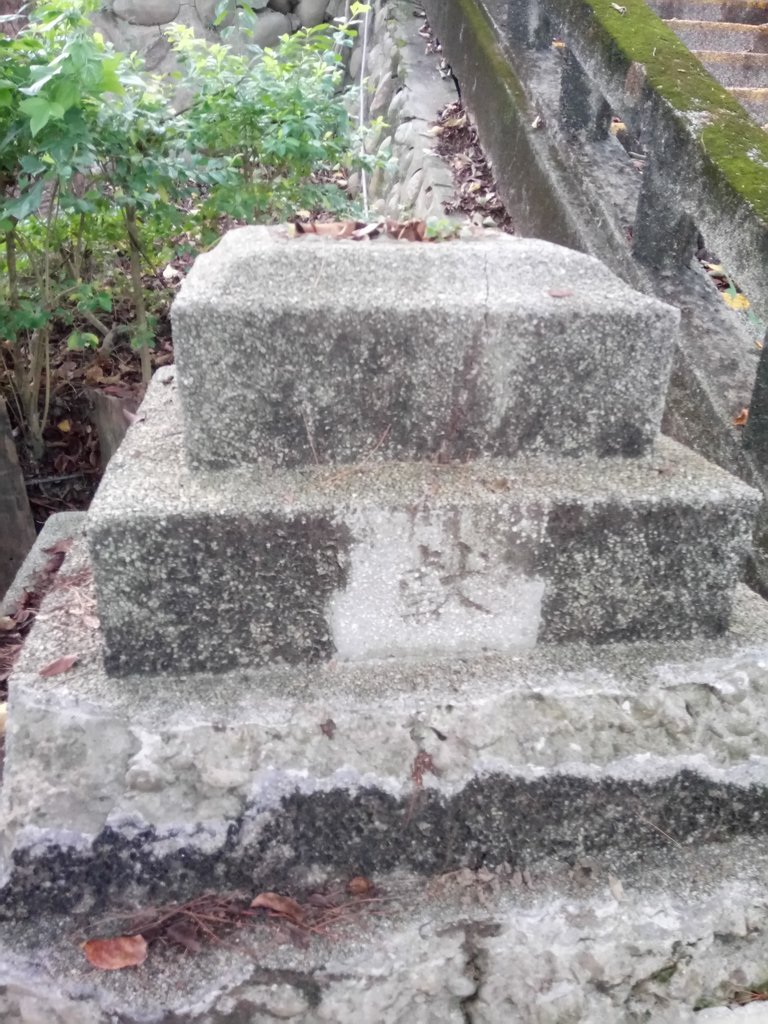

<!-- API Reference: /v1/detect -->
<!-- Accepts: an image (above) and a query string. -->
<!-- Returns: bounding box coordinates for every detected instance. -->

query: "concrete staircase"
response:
[1,228,768,1022]
[650,0,768,125]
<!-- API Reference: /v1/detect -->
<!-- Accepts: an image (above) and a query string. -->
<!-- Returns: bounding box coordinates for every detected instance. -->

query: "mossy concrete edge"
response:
[553,0,768,230]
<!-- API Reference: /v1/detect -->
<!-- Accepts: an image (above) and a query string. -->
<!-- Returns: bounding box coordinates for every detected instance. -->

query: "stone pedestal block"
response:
[86,372,759,676]
[171,228,680,469]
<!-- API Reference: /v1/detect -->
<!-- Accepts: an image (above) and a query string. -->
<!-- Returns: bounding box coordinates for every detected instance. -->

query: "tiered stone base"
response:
[4,532,768,924]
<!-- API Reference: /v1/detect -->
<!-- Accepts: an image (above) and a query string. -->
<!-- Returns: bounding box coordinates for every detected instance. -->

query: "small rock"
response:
[296,0,327,27]
[251,8,290,46]
[349,45,363,81]
[112,0,180,25]
[370,74,396,119]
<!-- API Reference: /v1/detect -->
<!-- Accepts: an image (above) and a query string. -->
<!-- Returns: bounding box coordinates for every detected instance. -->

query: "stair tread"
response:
[650,0,768,24]
[1,838,768,1024]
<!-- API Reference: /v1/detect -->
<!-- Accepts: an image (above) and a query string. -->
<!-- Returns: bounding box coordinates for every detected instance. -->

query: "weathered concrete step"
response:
[0,511,86,618]
[4,534,768,916]
[652,0,768,24]
[1,837,768,1023]
[694,47,768,85]
[664,17,768,50]
[728,83,768,118]
[86,371,759,676]
[173,227,679,468]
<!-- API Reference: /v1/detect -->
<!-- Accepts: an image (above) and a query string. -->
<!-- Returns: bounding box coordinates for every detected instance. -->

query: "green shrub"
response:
[0,0,370,457]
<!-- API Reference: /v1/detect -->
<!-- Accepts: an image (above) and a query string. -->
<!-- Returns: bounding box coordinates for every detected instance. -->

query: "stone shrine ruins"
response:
[2,228,768,1022]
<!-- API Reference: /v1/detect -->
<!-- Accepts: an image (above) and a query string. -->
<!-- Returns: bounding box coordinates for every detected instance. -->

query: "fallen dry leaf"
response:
[411,750,440,787]
[733,407,750,427]
[250,892,306,925]
[723,291,750,312]
[294,219,361,239]
[548,289,574,298]
[39,654,78,677]
[83,934,147,970]
[347,876,374,897]
[320,718,336,739]
[386,219,427,242]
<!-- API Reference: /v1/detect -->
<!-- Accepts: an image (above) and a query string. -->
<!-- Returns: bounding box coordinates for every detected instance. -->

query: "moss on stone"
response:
[443,0,768,223]
[554,0,768,222]
[584,0,744,112]
[701,112,768,216]
[649,962,678,984]
[565,0,768,218]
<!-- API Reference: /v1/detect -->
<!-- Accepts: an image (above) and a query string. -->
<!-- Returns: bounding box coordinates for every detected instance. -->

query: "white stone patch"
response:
[330,509,545,660]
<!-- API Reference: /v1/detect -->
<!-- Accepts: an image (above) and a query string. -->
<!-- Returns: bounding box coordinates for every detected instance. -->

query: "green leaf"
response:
[3,179,45,220]
[53,77,79,111]
[99,55,124,95]
[19,66,61,97]
[66,330,100,350]
[19,95,65,135]
[19,154,47,174]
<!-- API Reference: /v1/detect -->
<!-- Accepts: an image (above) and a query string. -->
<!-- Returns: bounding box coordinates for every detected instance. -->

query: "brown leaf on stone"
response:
[346,876,374,897]
[295,219,362,239]
[547,289,574,298]
[250,892,305,925]
[82,934,147,970]
[39,653,78,677]
[320,718,336,739]
[386,219,427,242]
[733,407,749,427]
[411,750,440,787]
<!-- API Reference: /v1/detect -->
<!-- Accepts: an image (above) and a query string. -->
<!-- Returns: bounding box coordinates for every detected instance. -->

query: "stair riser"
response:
[653,0,768,24]
[2,768,768,919]
[89,495,755,675]
[729,86,768,118]
[87,375,758,675]
[666,18,768,50]
[695,49,768,85]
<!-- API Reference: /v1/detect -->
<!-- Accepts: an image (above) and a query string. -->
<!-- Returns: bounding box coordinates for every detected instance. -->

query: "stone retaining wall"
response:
[93,0,461,222]
[93,0,351,72]
[347,1,459,219]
